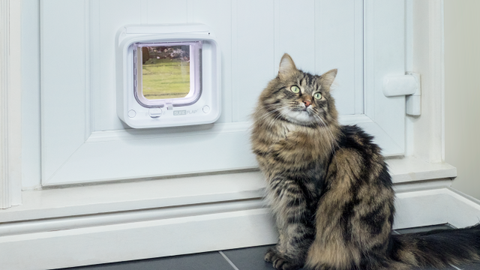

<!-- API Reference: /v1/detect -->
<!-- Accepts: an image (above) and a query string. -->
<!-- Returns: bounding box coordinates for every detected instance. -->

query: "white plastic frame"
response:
[116,24,221,129]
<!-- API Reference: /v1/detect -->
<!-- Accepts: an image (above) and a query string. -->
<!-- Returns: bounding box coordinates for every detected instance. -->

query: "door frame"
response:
[0,0,22,209]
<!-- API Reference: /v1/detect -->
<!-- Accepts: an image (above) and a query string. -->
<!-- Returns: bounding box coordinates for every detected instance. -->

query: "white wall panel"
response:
[89,0,363,128]
[275,0,316,74]
[146,0,188,24]
[21,0,42,189]
[190,0,233,124]
[40,0,88,180]
[232,0,275,122]
[234,0,362,122]
[46,123,257,185]
[92,1,142,131]
[364,0,406,153]
[315,0,362,115]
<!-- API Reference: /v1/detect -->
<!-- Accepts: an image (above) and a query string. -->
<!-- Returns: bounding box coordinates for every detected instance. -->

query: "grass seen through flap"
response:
[142,58,190,99]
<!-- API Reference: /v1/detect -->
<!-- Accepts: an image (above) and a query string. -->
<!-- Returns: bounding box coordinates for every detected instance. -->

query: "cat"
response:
[251,53,480,270]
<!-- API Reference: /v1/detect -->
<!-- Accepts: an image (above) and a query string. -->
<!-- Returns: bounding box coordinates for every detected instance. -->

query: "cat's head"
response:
[258,53,339,128]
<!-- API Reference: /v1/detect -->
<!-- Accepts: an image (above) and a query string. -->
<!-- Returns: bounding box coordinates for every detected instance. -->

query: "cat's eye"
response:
[290,85,300,93]
[314,93,322,100]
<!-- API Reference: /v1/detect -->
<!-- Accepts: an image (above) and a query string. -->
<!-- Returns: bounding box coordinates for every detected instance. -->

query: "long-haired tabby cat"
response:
[251,53,480,270]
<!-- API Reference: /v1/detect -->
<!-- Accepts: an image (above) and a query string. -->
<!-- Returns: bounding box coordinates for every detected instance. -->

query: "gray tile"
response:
[396,224,455,235]
[411,266,458,270]
[458,262,480,270]
[222,245,276,270]
[57,252,235,270]
[222,245,464,270]
[222,245,309,270]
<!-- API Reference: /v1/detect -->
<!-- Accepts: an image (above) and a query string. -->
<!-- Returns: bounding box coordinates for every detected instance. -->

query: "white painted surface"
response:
[2,187,480,270]
[0,209,278,270]
[0,171,265,223]
[0,0,11,209]
[37,0,410,186]
[387,157,456,183]
[38,114,404,186]
[0,0,22,208]
[21,0,42,190]
[444,0,480,200]
[394,188,480,229]
[0,157,457,224]
[40,0,89,186]
[364,0,407,155]
[0,200,266,237]
[405,0,444,162]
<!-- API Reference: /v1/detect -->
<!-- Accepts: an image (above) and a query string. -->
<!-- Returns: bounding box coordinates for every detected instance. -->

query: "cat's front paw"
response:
[264,248,278,263]
[264,248,302,270]
[272,257,302,270]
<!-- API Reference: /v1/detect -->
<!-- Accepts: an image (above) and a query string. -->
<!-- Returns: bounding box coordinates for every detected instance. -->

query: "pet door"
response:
[116,24,221,128]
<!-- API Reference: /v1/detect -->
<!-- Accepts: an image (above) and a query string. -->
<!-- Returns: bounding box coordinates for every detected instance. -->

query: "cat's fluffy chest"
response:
[253,122,334,173]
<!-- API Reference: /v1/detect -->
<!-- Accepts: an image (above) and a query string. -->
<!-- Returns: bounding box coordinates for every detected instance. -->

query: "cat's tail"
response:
[390,224,480,268]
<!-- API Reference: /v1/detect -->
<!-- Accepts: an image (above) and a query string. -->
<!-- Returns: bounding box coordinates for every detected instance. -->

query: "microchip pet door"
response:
[116,24,221,128]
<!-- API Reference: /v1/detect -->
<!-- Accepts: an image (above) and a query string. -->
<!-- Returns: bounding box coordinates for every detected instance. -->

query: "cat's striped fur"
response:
[251,53,480,270]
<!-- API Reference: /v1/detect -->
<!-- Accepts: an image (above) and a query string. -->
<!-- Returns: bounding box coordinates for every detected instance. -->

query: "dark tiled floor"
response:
[222,245,276,270]
[61,252,234,270]
[59,224,480,270]
[395,223,455,234]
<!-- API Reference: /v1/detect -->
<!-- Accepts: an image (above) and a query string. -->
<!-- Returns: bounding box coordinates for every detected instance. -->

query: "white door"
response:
[37,0,407,186]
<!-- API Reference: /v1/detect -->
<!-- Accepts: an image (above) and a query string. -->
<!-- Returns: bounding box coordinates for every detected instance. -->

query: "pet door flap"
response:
[116,24,221,129]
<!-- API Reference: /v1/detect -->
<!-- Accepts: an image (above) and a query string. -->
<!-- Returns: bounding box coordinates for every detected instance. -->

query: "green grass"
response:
[142,59,190,99]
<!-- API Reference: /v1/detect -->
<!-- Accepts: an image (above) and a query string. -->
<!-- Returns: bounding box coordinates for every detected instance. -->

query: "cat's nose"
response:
[303,100,312,107]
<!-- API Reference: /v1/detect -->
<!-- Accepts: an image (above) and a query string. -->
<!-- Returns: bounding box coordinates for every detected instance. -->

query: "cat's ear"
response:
[320,69,338,89]
[278,53,297,80]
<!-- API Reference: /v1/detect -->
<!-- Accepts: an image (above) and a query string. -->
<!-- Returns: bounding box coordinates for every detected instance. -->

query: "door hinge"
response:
[383,72,421,116]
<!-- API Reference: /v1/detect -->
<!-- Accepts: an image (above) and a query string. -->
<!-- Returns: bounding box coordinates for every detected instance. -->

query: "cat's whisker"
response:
[259,106,290,130]
[256,105,285,121]
[258,108,283,122]
[252,113,281,132]
[248,106,284,132]
[267,111,285,131]
[261,113,279,130]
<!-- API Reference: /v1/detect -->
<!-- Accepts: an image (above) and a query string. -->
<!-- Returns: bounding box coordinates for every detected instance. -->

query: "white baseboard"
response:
[2,157,457,224]
[1,187,480,270]
[394,187,480,229]
[0,208,277,270]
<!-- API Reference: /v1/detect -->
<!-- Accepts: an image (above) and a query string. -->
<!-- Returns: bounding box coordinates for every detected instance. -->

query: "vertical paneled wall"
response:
[87,0,362,131]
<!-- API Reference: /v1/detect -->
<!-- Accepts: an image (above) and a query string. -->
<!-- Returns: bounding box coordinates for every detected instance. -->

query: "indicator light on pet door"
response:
[116,24,221,128]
